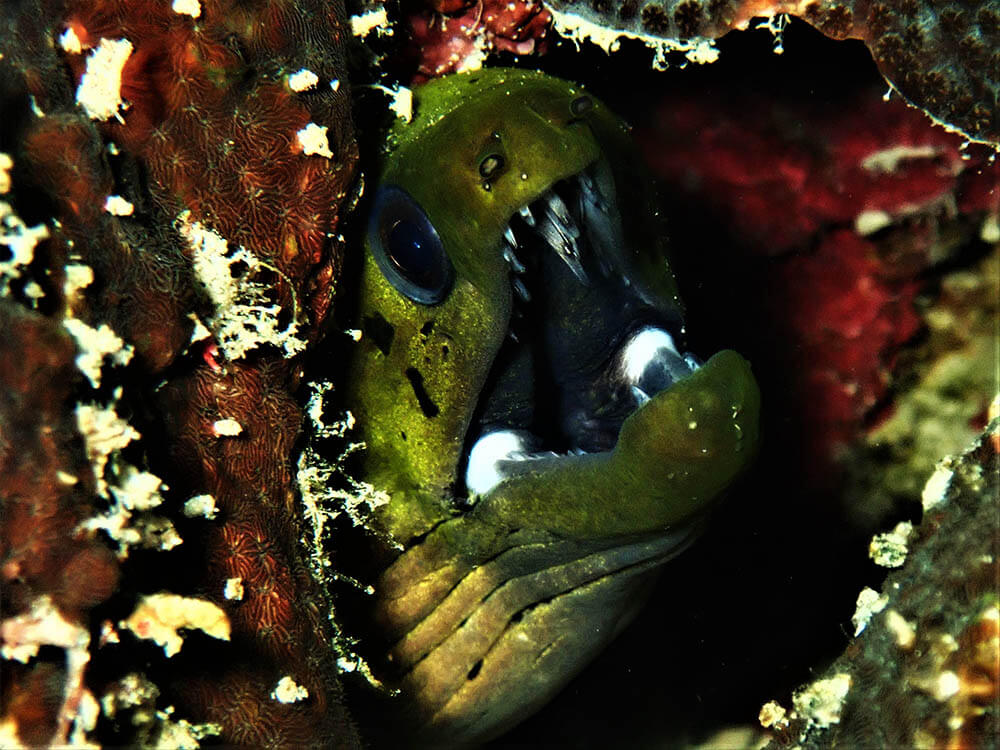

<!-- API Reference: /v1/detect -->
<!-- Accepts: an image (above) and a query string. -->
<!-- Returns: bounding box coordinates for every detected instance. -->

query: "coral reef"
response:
[485,27,997,745]
[401,0,1000,144]
[406,0,552,79]
[1,0,360,744]
[760,423,998,748]
[1,0,996,746]
[846,248,998,523]
[546,0,1000,145]
[0,303,119,748]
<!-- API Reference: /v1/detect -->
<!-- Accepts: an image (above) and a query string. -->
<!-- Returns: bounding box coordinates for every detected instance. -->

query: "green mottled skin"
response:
[344,68,761,743]
[349,70,709,542]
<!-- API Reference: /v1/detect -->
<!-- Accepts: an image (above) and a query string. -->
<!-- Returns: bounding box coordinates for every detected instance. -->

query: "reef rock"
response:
[0,0,360,745]
[546,0,1000,146]
[761,422,999,748]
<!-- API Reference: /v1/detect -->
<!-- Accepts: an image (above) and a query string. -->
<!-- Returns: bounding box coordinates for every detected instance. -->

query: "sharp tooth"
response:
[503,247,526,273]
[544,193,579,238]
[513,278,531,302]
[465,429,534,498]
[504,225,517,247]
[538,219,561,247]
[519,205,536,226]
[631,385,651,406]
[539,218,587,283]
[579,173,606,210]
[619,326,693,395]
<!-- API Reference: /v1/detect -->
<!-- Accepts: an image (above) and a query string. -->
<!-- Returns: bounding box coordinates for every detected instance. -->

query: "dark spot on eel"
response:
[363,313,395,356]
[405,367,440,417]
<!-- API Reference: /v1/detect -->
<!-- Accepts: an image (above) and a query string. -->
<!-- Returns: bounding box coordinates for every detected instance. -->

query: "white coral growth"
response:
[176,211,306,360]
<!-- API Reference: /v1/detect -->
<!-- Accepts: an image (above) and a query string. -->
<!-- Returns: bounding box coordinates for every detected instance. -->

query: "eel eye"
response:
[369,185,453,304]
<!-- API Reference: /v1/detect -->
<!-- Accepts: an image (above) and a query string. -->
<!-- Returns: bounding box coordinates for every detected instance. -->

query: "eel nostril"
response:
[570,95,593,116]
[479,154,505,179]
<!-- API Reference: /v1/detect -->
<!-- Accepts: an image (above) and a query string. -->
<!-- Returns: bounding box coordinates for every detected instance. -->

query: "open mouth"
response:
[461,163,702,500]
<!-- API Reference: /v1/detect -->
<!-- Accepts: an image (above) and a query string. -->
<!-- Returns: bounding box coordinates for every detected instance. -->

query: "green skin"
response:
[345,69,760,744]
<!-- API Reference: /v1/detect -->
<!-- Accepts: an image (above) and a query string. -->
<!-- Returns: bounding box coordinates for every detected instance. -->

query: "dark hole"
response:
[467,659,483,680]
[405,367,439,418]
[420,320,434,336]
[400,431,407,441]
[229,259,250,278]
[0,245,12,262]
[441,344,449,358]
[362,313,395,356]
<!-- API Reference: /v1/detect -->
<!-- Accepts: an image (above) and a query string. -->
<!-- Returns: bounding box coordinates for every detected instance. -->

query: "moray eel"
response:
[346,68,760,745]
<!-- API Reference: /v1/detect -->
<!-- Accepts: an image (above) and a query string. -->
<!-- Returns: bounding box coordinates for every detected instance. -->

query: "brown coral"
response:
[59,0,355,297]
[546,0,1000,145]
[0,302,120,625]
[406,0,552,80]
[1,0,360,744]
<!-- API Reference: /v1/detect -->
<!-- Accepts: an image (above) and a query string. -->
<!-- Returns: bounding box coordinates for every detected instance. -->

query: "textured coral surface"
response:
[635,80,997,467]
[762,427,998,749]
[405,0,1000,144]
[546,0,1000,145]
[406,0,552,79]
[0,304,120,747]
[1,0,360,744]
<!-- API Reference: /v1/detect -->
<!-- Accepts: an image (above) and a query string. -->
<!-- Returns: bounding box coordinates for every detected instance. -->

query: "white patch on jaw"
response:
[465,430,532,498]
[619,326,680,384]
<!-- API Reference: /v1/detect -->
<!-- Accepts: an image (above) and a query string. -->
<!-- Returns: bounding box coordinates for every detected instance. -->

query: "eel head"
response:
[345,68,760,744]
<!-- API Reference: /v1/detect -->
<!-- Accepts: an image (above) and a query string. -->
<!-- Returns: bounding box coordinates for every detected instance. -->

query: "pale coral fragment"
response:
[869,521,913,568]
[120,593,230,658]
[270,676,309,704]
[296,123,334,158]
[76,38,133,121]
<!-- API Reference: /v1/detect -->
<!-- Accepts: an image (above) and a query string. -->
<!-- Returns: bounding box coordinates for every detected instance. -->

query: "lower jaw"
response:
[465,349,761,539]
